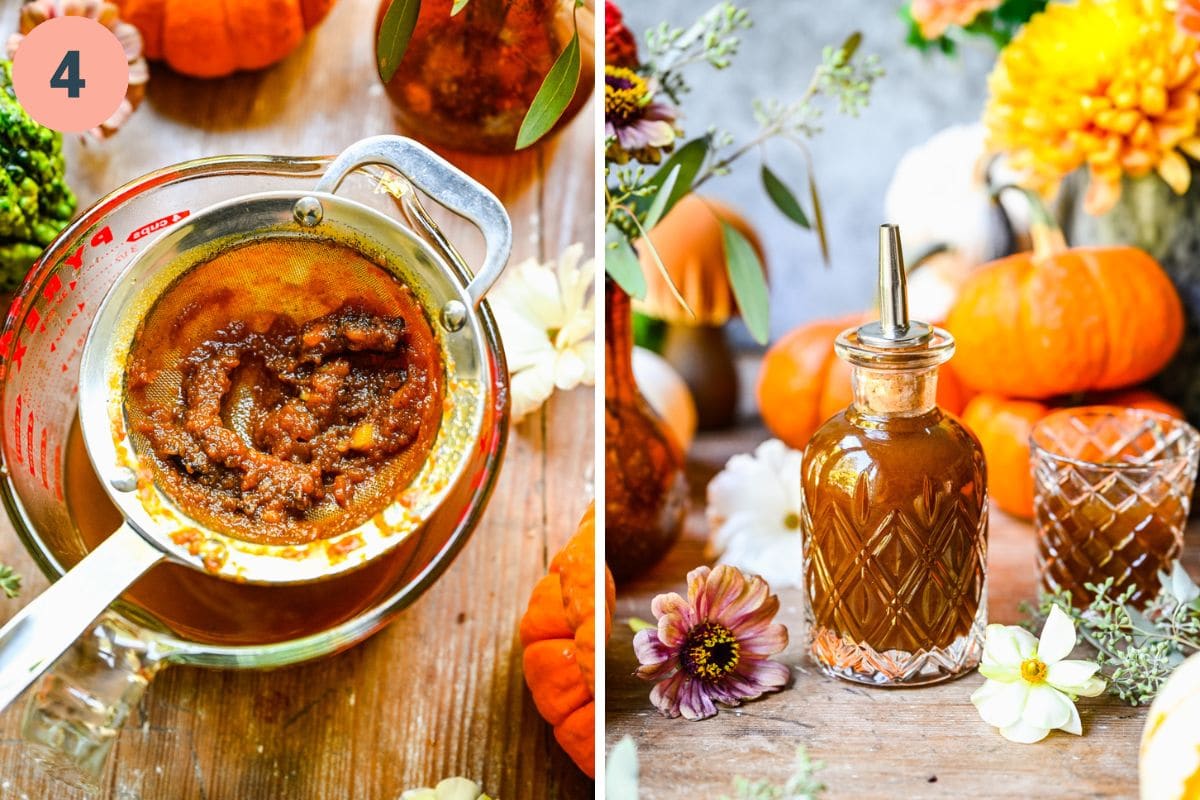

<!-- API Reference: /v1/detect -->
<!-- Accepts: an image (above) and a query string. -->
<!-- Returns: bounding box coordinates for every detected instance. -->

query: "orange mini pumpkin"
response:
[115,0,336,78]
[757,314,970,450]
[946,198,1184,399]
[962,389,1183,519]
[519,503,613,778]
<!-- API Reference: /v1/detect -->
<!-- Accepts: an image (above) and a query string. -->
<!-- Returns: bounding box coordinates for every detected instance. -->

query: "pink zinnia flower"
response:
[634,565,790,720]
[604,66,678,165]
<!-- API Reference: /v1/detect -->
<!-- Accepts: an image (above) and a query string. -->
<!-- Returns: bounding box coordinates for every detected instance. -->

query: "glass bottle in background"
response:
[801,225,988,686]
[605,278,688,583]
[376,0,595,154]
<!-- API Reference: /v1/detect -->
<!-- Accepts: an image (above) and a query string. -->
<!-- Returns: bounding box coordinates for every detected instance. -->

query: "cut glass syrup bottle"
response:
[800,225,988,686]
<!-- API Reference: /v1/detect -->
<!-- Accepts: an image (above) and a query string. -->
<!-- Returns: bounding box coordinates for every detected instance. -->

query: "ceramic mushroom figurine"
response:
[635,194,766,430]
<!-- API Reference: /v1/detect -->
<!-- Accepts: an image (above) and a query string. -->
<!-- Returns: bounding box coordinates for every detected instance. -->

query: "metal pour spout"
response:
[857,224,931,348]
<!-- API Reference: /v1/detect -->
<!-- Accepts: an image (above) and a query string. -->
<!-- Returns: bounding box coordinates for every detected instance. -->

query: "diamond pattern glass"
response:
[1031,407,1200,607]
[801,413,988,686]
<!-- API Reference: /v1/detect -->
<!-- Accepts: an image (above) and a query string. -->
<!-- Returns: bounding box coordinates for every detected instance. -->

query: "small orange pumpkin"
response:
[519,503,613,778]
[757,314,971,450]
[961,389,1183,519]
[946,195,1184,399]
[115,0,337,78]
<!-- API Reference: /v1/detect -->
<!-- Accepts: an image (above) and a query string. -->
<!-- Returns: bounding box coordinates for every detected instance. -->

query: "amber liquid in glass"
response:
[64,419,411,646]
[1037,488,1184,608]
[801,367,988,685]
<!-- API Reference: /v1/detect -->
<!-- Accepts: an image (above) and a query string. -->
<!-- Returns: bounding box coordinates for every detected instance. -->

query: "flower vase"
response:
[605,278,687,582]
[1058,170,1200,425]
[376,0,595,154]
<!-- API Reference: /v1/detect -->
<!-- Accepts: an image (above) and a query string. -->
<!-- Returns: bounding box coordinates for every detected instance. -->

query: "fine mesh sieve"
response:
[0,136,512,711]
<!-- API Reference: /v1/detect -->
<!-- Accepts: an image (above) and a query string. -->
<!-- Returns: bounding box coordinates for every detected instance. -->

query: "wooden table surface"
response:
[606,425,1199,800]
[0,2,595,798]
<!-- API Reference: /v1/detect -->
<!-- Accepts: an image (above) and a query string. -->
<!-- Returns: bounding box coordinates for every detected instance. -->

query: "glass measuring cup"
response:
[0,151,510,788]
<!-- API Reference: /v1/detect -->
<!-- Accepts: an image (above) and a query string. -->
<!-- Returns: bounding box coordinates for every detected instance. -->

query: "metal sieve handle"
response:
[0,524,163,713]
[314,136,513,307]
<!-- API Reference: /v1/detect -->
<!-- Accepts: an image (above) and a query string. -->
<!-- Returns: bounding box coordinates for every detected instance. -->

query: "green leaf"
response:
[642,165,681,232]
[605,226,647,299]
[721,222,770,345]
[808,166,830,266]
[761,165,810,228]
[377,0,422,83]
[450,0,471,14]
[634,137,710,218]
[628,616,654,633]
[516,29,581,149]
[0,564,20,599]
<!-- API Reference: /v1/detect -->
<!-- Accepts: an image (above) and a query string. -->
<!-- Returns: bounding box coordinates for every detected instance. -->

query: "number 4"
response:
[50,50,85,98]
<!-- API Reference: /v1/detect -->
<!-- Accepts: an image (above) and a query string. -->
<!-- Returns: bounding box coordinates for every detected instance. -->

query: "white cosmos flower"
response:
[971,606,1106,744]
[489,244,595,422]
[705,439,804,588]
[400,777,491,800]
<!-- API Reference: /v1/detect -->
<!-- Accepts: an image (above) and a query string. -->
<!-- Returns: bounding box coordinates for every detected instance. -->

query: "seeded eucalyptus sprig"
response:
[605,2,884,345]
[720,747,826,800]
[1023,565,1200,706]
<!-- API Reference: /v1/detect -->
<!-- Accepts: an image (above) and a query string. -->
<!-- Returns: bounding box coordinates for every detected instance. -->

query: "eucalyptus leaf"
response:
[605,226,647,299]
[606,737,640,800]
[808,166,830,266]
[721,222,770,345]
[635,137,710,218]
[376,0,422,83]
[642,165,681,232]
[516,29,581,149]
[761,165,810,228]
[451,0,471,14]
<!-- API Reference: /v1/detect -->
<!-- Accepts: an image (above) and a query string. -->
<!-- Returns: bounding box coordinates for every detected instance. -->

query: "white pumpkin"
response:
[632,346,697,451]
[884,123,1026,266]
[1140,650,1200,799]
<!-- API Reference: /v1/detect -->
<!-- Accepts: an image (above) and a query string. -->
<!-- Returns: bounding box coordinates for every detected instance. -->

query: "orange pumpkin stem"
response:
[992,184,1067,263]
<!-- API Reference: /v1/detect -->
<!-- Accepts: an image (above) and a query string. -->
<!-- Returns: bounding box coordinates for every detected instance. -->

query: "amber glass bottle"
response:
[605,279,687,582]
[376,0,595,153]
[801,226,988,686]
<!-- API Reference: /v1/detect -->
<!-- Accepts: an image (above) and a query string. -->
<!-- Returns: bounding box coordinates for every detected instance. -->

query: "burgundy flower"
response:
[634,565,790,720]
[605,1,639,68]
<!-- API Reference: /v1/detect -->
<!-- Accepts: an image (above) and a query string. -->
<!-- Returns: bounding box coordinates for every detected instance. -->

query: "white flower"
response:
[971,606,1106,744]
[1158,561,1200,607]
[400,777,491,800]
[489,244,595,422]
[705,439,804,588]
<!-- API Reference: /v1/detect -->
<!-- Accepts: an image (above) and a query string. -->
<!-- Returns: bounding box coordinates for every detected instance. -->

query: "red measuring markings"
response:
[128,210,189,243]
[11,396,22,465]
[25,408,34,478]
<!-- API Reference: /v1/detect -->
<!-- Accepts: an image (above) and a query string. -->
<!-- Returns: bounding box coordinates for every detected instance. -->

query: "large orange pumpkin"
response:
[946,209,1184,399]
[115,0,337,78]
[757,315,971,449]
[519,503,613,778]
[962,389,1183,519]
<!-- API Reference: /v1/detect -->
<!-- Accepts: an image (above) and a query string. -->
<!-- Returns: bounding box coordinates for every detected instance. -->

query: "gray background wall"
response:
[622,0,995,342]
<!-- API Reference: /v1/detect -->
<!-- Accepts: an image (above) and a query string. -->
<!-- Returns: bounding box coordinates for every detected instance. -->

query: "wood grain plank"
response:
[0,1,596,797]
[606,425,1198,799]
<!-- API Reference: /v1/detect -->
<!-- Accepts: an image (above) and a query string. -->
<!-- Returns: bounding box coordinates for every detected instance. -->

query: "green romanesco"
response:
[0,59,76,292]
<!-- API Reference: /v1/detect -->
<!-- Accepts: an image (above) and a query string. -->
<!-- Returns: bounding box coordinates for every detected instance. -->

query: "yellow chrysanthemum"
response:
[985,0,1200,215]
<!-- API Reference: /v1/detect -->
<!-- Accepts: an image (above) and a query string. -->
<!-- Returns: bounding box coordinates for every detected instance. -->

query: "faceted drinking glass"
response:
[1031,407,1200,607]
